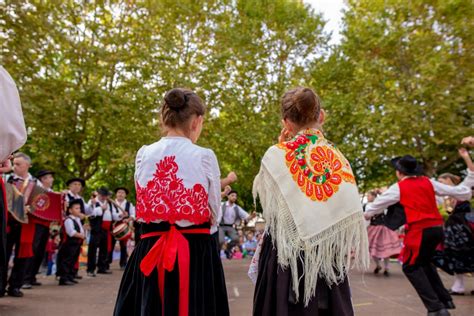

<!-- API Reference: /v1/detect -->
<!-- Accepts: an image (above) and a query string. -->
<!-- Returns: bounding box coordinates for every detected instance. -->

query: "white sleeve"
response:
[216,202,224,224]
[88,202,103,217]
[0,66,27,162]
[431,179,472,201]
[83,198,93,215]
[203,149,221,220]
[365,183,400,217]
[238,205,250,220]
[134,146,147,182]
[64,218,78,237]
[129,203,136,219]
[460,169,474,190]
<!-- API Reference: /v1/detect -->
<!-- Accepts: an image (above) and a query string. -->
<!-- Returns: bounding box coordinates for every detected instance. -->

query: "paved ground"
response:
[0,259,473,315]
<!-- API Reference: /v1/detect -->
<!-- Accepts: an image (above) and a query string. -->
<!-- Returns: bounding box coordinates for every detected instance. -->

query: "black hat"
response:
[97,187,111,197]
[114,187,129,195]
[66,177,86,187]
[391,155,423,176]
[36,169,55,179]
[67,199,83,210]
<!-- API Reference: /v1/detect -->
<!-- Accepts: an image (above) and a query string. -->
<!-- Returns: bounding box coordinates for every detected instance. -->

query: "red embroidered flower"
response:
[135,156,210,224]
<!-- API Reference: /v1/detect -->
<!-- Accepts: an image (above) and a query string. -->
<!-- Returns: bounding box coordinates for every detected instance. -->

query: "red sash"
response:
[399,219,443,265]
[140,225,210,316]
[102,220,112,253]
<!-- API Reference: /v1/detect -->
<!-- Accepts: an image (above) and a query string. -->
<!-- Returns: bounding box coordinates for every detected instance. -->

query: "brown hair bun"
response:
[161,88,206,129]
[165,88,187,110]
[281,87,321,127]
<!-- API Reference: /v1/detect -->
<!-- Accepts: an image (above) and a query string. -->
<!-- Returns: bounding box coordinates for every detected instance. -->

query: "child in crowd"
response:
[56,199,85,286]
[46,229,60,276]
[243,231,258,257]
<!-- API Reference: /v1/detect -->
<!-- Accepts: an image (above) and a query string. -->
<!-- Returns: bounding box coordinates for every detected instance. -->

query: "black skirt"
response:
[114,222,229,316]
[253,234,354,316]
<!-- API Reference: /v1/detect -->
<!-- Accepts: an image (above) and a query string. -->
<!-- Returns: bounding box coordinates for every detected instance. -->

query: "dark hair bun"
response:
[165,88,187,110]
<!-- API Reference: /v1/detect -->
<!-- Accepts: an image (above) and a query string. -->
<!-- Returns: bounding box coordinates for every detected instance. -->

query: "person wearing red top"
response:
[365,155,473,316]
[22,169,56,289]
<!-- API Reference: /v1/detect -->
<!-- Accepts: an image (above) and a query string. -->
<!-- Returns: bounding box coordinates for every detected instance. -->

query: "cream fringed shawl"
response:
[253,129,369,306]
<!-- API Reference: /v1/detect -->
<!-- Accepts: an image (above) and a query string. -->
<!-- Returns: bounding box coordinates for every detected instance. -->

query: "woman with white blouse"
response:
[114,88,229,316]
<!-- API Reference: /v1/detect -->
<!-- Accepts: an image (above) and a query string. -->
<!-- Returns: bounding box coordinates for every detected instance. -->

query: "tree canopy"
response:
[1,0,472,207]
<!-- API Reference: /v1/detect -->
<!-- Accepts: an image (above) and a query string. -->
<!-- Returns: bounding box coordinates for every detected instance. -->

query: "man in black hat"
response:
[112,187,134,269]
[87,187,121,276]
[65,177,90,215]
[22,170,56,289]
[365,155,473,316]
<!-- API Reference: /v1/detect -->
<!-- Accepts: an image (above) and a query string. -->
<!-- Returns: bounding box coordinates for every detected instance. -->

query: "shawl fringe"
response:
[253,164,369,306]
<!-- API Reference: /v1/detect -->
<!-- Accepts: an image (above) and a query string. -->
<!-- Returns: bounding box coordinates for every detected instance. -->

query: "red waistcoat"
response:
[398,176,443,227]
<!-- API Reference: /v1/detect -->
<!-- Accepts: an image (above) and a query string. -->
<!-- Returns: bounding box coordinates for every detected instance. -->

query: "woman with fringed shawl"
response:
[252,87,369,316]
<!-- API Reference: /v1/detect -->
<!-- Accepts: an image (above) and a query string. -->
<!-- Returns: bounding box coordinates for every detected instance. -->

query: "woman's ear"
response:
[318,109,325,125]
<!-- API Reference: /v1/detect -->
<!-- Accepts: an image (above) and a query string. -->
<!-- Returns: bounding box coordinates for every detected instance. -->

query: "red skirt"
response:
[367,225,401,259]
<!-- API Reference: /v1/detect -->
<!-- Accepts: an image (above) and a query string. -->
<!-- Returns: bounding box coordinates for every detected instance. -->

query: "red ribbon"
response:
[140,225,210,316]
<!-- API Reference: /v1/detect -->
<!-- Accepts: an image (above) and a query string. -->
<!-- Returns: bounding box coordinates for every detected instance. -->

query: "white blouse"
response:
[134,136,221,228]
[0,66,27,162]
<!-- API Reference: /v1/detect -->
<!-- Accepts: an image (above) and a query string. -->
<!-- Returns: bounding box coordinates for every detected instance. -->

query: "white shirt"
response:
[89,199,121,221]
[115,199,135,219]
[64,215,84,237]
[135,136,221,227]
[217,201,249,225]
[66,190,92,214]
[0,66,27,162]
[365,171,474,217]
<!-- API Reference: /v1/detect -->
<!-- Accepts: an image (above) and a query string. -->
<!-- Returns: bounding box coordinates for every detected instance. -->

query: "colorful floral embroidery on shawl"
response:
[278,129,355,201]
[135,156,210,224]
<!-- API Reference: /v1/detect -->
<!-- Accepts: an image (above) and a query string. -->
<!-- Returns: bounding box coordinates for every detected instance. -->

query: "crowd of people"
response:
[0,154,139,294]
[1,65,474,316]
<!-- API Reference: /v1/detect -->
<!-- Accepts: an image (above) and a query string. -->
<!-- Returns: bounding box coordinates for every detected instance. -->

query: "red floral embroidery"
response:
[135,156,210,224]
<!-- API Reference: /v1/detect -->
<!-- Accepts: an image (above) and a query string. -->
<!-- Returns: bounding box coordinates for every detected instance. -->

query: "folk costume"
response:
[114,136,229,316]
[217,200,249,245]
[5,173,37,296]
[64,178,90,215]
[252,129,369,315]
[57,207,84,285]
[23,170,56,288]
[365,204,401,274]
[365,156,473,313]
[0,65,27,297]
[87,190,120,274]
[64,178,90,279]
[433,200,474,294]
[113,196,135,268]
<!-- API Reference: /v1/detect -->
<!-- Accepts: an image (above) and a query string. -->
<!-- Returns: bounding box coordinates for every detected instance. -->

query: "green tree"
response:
[1,0,326,207]
[310,0,473,190]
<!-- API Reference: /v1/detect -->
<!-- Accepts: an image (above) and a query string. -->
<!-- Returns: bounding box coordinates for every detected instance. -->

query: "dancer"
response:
[114,88,229,316]
[218,190,255,246]
[364,155,473,316]
[0,65,27,298]
[365,190,401,276]
[253,87,369,315]
[433,147,474,295]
